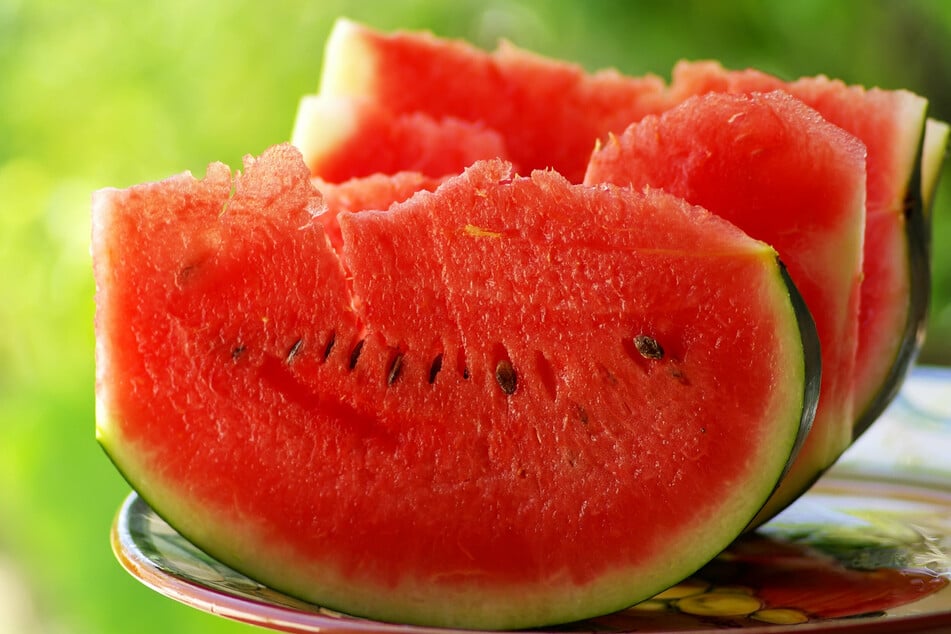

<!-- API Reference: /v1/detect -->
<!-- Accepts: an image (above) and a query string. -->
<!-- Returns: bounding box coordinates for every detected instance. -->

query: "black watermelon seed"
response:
[387,352,404,386]
[322,331,336,362]
[428,353,444,384]
[495,360,517,395]
[634,335,664,360]
[231,345,246,360]
[286,338,303,364]
[456,348,470,379]
[348,339,365,371]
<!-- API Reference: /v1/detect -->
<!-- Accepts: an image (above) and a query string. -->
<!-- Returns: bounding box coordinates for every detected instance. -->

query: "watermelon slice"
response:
[313,170,444,252]
[291,94,513,181]
[668,61,930,436]
[301,22,937,443]
[310,18,672,182]
[584,90,866,525]
[93,144,819,629]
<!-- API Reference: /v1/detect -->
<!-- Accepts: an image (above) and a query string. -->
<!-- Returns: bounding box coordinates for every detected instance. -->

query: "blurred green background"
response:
[1,1,949,632]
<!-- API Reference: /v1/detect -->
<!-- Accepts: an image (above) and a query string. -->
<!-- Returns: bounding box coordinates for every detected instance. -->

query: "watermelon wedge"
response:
[313,171,444,252]
[291,94,513,181]
[668,61,931,436]
[310,18,672,182]
[584,90,866,525]
[296,21,944,515]
[93,144,818,629]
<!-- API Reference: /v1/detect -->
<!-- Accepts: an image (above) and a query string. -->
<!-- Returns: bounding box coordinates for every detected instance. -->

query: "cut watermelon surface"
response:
[313,171,444,252]
[585,90,866,525]
[295,20,945,514]
[292,95,513,181]
[668,61,930,436]
[312,18,672,182]
[94,144,818,629]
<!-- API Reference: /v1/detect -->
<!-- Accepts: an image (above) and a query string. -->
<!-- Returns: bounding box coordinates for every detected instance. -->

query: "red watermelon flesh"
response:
[306,21,936,441]
[669,60,930,434]
[585,90,866,525]
[315,18,672,183]
[93,144,818,629]
[291,94,513,181]
[313,171,444,252]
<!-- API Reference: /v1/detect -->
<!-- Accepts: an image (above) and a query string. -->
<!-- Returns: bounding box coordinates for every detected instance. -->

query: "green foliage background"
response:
[1,1,948,632]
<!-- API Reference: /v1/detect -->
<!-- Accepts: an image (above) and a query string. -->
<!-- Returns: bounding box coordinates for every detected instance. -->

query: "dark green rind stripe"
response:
[742,257,821,533]
[776,258,822,482]
[852,117,931,439]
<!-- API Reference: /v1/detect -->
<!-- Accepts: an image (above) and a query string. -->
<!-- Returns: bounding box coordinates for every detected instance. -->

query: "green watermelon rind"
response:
[769,261,821,487]
[852,116,932,438]
[922,117,950,221]
[738,263,821,533]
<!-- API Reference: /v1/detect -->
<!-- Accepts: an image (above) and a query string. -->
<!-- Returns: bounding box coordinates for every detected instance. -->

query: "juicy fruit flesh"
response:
[317,18,672,183]
[292,94,513,181]
[668,60,929,431]
[304,21,934,445]
[585,90,866,524]
[313,170,444,251]
[94,145,814,629]
[95,18,948,630]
